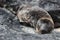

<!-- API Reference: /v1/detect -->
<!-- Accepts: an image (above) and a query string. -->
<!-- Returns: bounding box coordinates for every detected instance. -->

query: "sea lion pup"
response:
[17,5,54,34]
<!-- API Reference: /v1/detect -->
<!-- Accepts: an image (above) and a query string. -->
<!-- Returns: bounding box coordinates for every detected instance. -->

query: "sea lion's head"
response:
[36,17,54,34]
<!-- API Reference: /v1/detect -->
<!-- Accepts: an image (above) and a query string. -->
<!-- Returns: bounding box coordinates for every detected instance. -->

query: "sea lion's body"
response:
[17,5,54,34]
